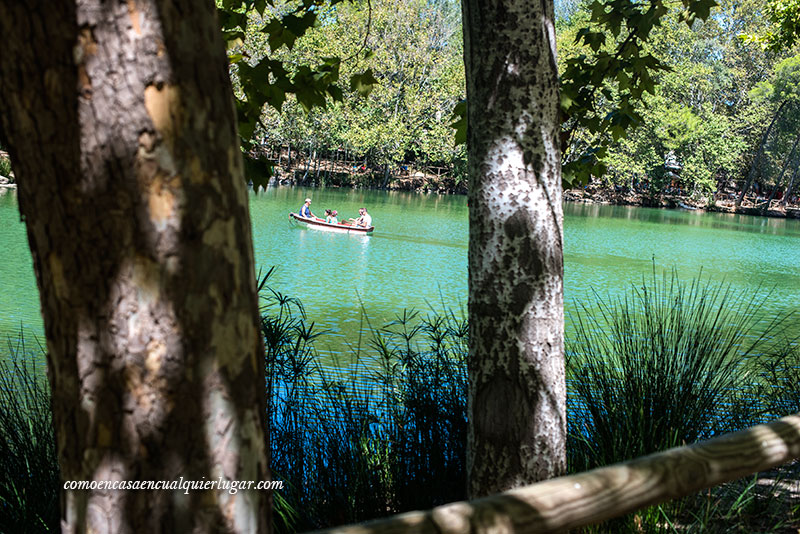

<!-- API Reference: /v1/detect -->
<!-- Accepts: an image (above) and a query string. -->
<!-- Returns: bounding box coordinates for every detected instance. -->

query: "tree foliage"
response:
[247,0,466,175]
[742,0,800,51]
[558,0,800,196]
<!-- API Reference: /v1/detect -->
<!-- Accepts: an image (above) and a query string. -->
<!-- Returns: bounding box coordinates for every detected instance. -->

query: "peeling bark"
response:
[462,0,566,498]
[0,1,270,532]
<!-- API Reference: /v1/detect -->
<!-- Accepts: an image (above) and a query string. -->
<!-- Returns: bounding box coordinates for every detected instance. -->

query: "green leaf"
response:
[327,84,344,101]
[244,156,273,192]
[263,84,287,111]
[283,11,317,38]
[451,116,467,146]
[450,100,467,146]
[350,69,379,96]
[560,92,575,112]
[687,0,718,22]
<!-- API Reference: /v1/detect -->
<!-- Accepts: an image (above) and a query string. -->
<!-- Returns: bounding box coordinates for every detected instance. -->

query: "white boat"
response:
[289,212,374,234]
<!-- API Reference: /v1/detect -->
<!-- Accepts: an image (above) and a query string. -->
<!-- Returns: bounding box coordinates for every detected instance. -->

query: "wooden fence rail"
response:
[310,414,800,534]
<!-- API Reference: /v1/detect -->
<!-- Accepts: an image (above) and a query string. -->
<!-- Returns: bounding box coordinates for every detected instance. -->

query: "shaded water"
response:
[1,186,798,358]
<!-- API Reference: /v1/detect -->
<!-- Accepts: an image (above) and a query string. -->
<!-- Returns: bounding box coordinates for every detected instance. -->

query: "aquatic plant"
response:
[749,339,800,422]
[566,270,788,532]
[2,269,797,533]
[262,268,469,531]
[0,334,59,533]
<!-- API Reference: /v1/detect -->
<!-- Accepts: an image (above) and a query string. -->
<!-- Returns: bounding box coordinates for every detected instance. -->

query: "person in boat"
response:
[324,209,332,222]
[328,210,339,224]
[350,207,372,227]
[300,198,315,219]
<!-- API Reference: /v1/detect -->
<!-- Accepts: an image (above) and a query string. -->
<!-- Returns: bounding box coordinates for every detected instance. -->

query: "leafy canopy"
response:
[217,0,379,188]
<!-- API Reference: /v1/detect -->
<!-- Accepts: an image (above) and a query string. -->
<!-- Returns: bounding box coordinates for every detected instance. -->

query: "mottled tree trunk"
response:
[462,0,566,498]
[0,1,271,532]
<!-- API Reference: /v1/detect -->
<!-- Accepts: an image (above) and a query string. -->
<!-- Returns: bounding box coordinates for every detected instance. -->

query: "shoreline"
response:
[563,188,800,220]
[268,174,800,221]
[5,171,797,221]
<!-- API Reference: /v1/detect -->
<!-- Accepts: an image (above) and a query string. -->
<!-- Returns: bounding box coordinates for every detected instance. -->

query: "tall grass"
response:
[0,335,59,533]
[261,266,468,531]
[1,269,798,533]
[750,340,800,422]
[566,270,789,532]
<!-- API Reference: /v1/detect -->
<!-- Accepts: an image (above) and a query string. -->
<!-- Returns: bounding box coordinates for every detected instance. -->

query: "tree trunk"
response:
[782,165,800,207]
[382,163,391,189]
[737,100,787,207]
[765,132,800,211]
[0,1,271,532]
[302,145,311,183]
[462,0,566,499]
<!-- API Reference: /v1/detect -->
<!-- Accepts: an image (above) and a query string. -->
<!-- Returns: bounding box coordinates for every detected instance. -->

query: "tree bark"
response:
[382,163,391,189]
[782,165,800,207]
[737,100,787,207]
[765,132,800,211]
[0,1,271,532]
[462,0,566,499]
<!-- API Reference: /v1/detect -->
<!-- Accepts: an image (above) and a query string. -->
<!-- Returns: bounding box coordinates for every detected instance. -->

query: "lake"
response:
[1,186,798,359]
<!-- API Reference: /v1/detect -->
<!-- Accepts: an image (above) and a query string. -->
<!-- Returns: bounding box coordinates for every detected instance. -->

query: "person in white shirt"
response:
[350,207,372,227]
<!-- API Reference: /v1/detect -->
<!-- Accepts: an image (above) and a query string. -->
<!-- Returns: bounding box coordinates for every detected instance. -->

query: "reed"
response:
[0,334,59,533]
[566,270,788,532]
[261,268,468,531]
[2,269,798,533]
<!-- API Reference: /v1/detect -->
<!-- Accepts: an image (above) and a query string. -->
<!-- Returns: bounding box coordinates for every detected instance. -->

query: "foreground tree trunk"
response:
[462,0,566,498]
[0,1,270,532]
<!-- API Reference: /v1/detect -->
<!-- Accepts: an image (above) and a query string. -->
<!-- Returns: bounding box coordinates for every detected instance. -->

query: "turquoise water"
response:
[1,187,799,356]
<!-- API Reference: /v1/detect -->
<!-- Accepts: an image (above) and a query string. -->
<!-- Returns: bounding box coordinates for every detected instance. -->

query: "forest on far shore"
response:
[233,0,800,206]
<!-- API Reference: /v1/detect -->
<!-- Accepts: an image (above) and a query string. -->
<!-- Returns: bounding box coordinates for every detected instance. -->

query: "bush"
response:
[0,154,12,180]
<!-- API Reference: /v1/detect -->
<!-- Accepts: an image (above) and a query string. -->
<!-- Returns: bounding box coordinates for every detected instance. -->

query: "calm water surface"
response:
[1,186,798,358]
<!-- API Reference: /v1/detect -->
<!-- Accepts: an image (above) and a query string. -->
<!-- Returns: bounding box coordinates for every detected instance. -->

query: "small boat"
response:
[289,212,374,234]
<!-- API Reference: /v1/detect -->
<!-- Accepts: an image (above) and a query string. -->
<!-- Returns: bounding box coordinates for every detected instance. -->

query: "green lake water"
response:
[1,186,798,359]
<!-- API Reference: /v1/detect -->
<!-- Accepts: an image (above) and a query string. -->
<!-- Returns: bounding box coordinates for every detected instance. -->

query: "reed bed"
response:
[1,269,797,532]
[566,270,795,532]
[260,266,468,531]
[0,334,59,533]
